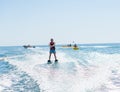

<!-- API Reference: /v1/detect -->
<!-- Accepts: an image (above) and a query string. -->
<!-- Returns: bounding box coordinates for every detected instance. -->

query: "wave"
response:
[1,47,120,92]
[0,61,40,92]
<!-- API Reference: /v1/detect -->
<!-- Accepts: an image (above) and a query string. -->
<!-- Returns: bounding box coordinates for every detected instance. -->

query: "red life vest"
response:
[50,42,55,50]
[50,42,54,45]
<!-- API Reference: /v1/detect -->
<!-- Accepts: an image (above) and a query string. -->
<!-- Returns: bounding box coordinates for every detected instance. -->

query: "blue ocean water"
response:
[0,43,120,92]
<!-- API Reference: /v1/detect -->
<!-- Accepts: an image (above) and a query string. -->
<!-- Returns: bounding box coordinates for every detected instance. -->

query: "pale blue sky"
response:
[0,0,120,46]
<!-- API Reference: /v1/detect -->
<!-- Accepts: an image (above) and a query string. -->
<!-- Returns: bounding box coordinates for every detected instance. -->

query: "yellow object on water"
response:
[62,46,72,48]
[73,47,79,50]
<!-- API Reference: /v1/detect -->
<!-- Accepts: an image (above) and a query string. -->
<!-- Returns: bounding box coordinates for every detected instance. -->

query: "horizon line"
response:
[0,42,120,47]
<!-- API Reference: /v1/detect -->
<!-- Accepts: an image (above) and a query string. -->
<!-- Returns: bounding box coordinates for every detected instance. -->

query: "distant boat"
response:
[73,44,79,50]
[62,44,79,50]
[23,45,35,49]
[73,47,79,50]
[62,44,72,48]
[62,46,72,48]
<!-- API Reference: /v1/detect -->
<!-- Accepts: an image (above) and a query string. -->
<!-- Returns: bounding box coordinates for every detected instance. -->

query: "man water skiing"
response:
[48,38,58,63]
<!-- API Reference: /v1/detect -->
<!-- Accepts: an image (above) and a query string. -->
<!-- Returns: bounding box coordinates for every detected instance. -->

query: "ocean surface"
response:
[0,43,120,92]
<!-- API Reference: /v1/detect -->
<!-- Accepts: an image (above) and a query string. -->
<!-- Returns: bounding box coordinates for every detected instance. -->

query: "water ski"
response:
[47,60,58,64]
[47,60,52,64]
[55,59,58,63]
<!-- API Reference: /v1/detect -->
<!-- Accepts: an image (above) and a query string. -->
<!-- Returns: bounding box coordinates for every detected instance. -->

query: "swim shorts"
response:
[50,49,56,53]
